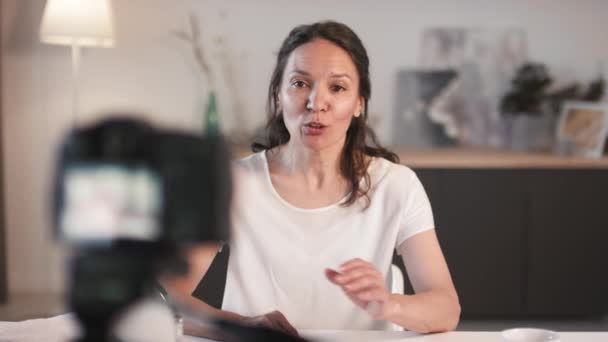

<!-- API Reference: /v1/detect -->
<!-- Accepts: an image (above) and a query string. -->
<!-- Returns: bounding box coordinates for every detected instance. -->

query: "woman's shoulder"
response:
[230,151,268,199]
[368,156,418,186]
[232,150,266,172]
[230,151,268,189]
[367,157,428,207]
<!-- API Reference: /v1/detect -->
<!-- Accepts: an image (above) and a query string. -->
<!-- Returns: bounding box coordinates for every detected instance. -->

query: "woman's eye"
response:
[292,80,307,88]
[330,85,346,92]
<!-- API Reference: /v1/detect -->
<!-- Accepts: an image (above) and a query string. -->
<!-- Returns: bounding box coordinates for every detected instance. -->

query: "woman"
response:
[162,20,460,337]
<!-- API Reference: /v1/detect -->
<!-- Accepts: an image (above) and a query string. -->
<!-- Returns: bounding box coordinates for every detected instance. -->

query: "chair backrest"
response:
[390,264,405,294]
[389,264,405,331]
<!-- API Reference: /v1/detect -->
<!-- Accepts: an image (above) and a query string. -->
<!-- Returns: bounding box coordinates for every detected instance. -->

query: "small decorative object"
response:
[545,64,605,115]
[500,63,552,115]
[502,61,606,116]
[173,12,250,139]
[555,101,608,158]
[419,28,528,147]
[393,69,458,146]
[581,62,606,102]
[204,91,220,136]
[173,14,219,135]
[500,61,606,152]
[499,62,555,151]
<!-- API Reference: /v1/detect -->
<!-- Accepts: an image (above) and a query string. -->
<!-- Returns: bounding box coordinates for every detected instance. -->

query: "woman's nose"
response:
[306,86,329,112]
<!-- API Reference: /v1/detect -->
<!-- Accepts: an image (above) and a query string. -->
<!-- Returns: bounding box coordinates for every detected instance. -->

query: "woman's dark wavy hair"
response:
[252,20,398,208]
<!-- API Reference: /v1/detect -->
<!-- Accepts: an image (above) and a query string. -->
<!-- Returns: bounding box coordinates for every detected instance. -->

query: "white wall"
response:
[2,0,608,294]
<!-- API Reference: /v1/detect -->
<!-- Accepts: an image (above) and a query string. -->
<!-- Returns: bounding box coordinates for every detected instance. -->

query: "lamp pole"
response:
[71,43,81,125]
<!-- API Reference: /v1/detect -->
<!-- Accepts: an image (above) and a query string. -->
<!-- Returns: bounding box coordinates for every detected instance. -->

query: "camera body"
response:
[52,118,231,341]
[53,117,310,342]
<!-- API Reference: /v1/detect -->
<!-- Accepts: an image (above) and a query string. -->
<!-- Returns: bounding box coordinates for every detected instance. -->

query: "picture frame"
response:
[555,101,608,158]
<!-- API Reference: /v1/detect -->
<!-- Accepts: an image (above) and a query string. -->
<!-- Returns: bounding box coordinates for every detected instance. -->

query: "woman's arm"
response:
[326,229,460,333]
[390,229,460,332]
[159,242,298,338]
[158,242,242,338]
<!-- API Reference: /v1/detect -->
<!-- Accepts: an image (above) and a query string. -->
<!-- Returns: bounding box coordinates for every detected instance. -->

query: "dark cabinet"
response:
[526,170,608,316]
[425,170,527,316]
[396,168,608,318]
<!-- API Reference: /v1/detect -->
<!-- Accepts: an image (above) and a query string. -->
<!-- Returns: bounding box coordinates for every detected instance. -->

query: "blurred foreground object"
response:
[52,117,309,341]
[52,117,232,341]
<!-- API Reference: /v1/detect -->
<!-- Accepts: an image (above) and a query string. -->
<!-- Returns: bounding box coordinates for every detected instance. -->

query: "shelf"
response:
[393,147,608,169]
[234,145,608,169]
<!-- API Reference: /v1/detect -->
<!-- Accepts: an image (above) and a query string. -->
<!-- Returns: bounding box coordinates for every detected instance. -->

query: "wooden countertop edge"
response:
[233,146,608,169]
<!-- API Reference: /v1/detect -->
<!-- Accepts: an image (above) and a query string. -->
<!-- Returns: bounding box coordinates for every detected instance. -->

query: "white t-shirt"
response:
[222,151,434,330]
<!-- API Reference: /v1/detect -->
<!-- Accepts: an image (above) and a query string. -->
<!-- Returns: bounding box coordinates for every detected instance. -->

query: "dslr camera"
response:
[52,117,309,342]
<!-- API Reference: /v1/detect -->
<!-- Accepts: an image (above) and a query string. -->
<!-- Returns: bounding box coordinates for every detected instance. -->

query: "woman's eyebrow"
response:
[329,73,352,80]
[288,69,311,77]
[288,70,353,80]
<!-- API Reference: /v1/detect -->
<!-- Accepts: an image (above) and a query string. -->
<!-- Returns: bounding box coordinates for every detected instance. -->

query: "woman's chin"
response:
[300,136,327,149]
[302,139,347,154]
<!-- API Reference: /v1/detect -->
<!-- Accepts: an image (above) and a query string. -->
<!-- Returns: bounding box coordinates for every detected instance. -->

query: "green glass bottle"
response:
[204,91,220,136]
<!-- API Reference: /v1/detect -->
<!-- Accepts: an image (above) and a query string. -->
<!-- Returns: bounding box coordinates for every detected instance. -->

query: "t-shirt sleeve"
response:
[395,170,435,250]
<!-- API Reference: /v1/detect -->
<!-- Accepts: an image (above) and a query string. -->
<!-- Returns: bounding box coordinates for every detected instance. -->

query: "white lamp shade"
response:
[40,0,115,47]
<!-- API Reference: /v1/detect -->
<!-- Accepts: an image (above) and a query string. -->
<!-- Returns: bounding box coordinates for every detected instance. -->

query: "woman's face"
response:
[279,39,363,152]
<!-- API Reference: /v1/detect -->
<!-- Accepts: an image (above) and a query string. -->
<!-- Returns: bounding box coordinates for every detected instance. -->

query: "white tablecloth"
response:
[184,330,608,342]
[0,314,80,342]
[2,315,607,341]
[299,330,608,342]
[0,300,176,342]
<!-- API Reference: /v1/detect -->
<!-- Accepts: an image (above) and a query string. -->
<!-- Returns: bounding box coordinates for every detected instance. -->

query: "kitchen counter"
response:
[235,145,608,169]
[392,147,608,169]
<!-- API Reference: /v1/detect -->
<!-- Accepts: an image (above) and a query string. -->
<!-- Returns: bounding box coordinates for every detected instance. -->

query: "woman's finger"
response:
[334,267,381,286]
[344,290,367,308]
[338,258,373,272]
[269,311,299,336]
[342,275,380,293]
[325,268,341,284]
[351,287,387,302]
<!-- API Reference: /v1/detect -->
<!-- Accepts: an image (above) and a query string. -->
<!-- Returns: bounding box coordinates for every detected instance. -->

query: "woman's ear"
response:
[354,96,364,117]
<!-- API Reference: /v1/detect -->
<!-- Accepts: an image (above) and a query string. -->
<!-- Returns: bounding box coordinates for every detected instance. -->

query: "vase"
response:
[203,91,220,136]
[506,113,556,152]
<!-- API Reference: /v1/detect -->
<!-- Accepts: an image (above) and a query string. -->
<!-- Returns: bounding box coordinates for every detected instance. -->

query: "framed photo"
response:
[556,101,608,158]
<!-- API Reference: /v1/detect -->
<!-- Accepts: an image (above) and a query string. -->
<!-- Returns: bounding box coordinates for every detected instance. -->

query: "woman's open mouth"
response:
[303,122,326,135]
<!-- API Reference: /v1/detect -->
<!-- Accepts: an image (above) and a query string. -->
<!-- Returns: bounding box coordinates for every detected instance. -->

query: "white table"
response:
[183,330,608,342]
[2,314,606,341]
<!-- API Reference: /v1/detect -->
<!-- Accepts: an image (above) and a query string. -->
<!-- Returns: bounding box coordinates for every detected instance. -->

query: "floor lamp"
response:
[39,0,115,125]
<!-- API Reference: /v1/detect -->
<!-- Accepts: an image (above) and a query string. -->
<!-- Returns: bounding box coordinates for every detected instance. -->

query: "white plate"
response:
[502,328,560,342]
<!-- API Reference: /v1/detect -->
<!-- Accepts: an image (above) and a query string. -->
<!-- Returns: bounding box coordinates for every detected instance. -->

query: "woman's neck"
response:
[270,141,344,190]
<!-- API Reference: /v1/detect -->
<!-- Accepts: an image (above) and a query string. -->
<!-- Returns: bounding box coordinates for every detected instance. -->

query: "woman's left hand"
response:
[325,258,396,320]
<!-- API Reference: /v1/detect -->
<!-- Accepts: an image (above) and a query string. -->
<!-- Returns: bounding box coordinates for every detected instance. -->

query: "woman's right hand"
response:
[242,310,299,336]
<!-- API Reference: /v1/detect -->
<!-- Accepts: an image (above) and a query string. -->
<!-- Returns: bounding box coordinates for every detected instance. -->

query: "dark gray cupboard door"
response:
[526,170,608,316]
[415,169,526,316]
